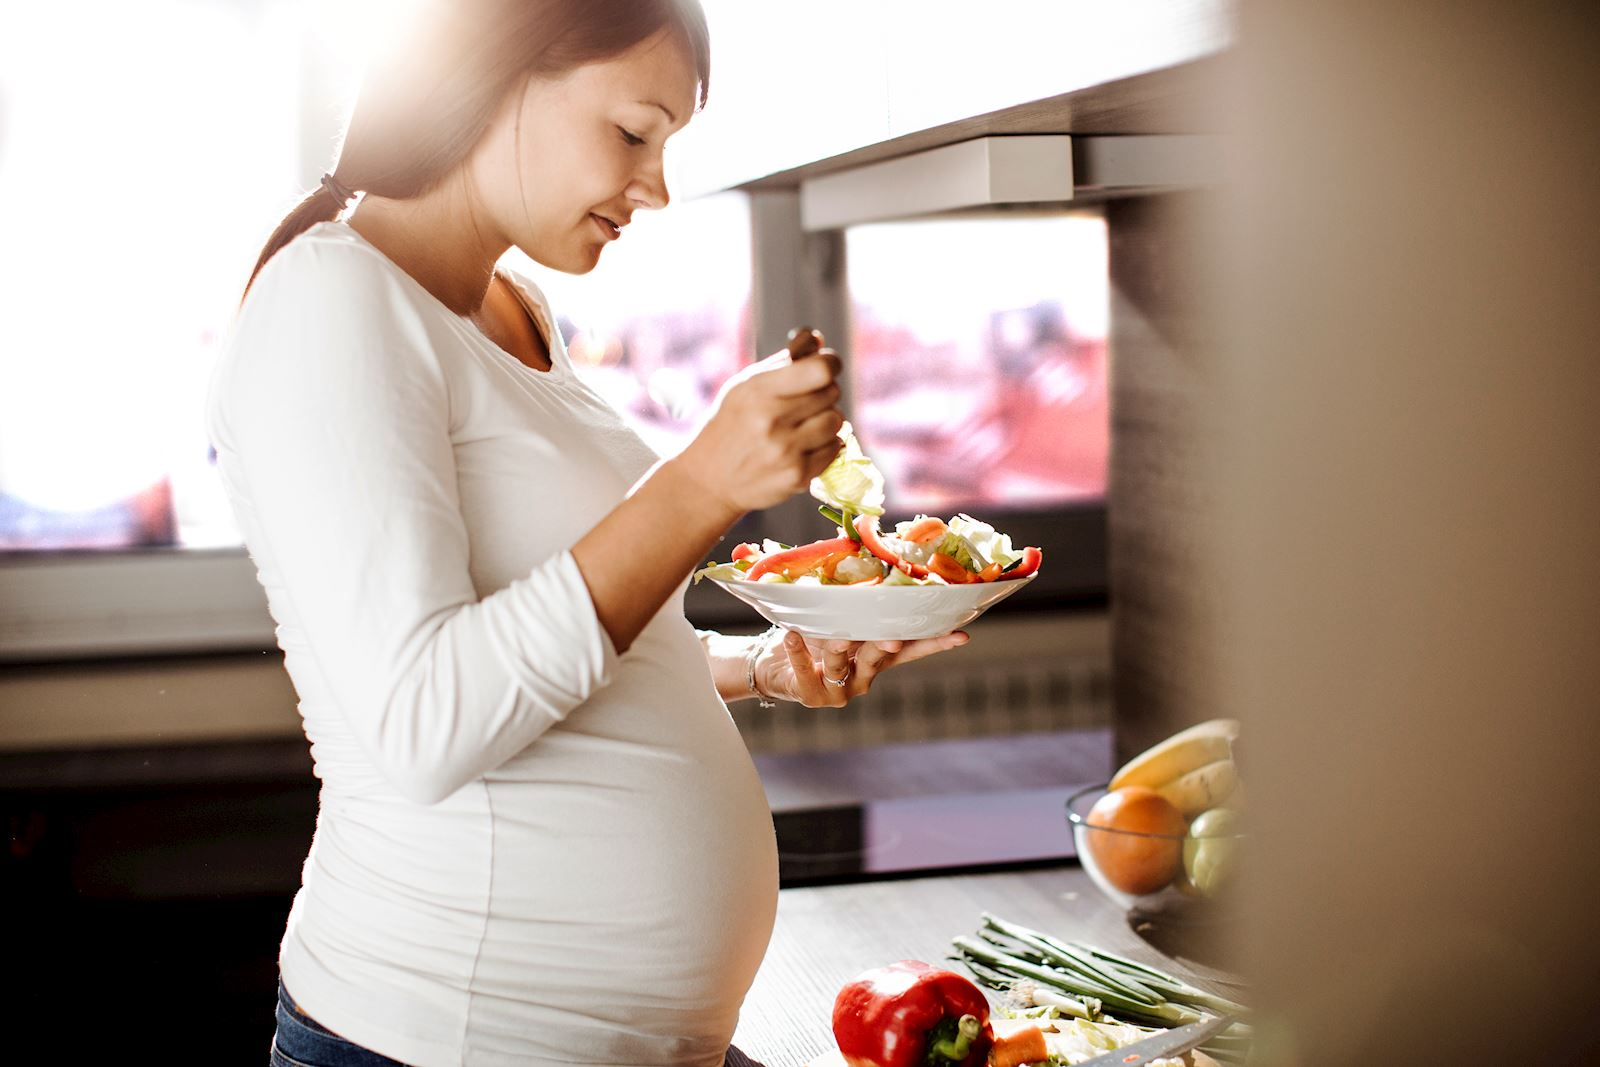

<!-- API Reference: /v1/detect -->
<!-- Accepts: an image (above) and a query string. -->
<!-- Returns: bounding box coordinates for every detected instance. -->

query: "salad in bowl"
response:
[693,425,1042,639]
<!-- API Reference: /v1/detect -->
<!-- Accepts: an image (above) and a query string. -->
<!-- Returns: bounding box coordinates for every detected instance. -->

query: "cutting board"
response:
[803,1044,1221,1067]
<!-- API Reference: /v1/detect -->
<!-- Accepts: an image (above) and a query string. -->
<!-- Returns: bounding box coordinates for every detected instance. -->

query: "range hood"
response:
[798,134,1219,231]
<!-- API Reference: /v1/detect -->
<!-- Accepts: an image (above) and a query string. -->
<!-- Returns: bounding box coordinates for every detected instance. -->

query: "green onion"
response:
[951,936,1195,1025]
[964,914,1254,1064]
[951,955,1103,1024]
[981,914,1162,1005]
[974,929,1051,965]
[1066,940,1250,1017]
[817,504,863,542]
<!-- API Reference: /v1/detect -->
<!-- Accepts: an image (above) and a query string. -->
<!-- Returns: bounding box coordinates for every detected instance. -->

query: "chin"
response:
[521,245,604,276]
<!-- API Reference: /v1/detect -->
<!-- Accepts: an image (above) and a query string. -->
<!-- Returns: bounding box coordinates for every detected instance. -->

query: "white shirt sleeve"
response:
[207,238,617,804]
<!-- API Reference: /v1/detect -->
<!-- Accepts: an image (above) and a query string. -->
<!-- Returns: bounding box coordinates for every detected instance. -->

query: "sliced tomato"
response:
[997,545,1043,580]
[729,542,761,563]
[745,536,859,581]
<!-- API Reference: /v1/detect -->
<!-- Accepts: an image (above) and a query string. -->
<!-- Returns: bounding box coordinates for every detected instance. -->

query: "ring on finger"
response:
[823,670,850,688]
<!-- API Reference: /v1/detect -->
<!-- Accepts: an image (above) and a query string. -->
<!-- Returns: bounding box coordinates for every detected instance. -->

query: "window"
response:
[843,213,1110,605]
[0,0,311,552]
[847,214,1108,512]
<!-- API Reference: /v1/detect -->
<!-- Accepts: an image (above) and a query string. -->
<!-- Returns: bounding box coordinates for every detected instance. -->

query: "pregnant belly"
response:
[471,725,780,1025]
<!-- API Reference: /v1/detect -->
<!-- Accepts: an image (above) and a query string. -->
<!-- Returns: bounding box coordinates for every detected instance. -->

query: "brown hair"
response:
[243,0,710,300]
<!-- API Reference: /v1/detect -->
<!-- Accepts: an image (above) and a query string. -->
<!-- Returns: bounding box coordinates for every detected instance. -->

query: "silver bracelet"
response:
[745,624,782,709]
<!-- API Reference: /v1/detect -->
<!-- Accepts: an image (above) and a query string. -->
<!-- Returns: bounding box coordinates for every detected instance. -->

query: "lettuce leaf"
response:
[947,513,1021,569]
[692,561,749,584]
[809,421,885,517]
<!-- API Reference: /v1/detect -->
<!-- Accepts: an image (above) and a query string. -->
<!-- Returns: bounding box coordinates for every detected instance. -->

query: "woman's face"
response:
[475,29,698,274]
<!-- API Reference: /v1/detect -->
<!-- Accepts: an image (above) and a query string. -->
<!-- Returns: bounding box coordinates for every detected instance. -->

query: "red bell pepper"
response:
[854,515,930,579]
[745,536,859,581]
[832,960,993,1067]
[996,545,1043,581]
[928,552,974,585]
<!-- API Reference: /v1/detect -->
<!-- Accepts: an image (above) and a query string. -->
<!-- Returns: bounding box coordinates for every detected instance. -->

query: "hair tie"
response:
[320,172,356,205]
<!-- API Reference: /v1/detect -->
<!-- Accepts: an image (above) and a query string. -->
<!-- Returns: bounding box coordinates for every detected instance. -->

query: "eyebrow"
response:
[637,99,678,125]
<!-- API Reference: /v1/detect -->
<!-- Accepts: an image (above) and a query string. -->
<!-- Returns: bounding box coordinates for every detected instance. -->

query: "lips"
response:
[591,213,622,240]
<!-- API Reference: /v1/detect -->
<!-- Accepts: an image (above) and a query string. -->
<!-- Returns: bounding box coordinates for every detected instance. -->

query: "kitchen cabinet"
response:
[675,0,1230,197]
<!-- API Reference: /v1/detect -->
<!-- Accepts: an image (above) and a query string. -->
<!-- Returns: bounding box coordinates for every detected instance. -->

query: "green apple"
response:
[1183,808,1242,899]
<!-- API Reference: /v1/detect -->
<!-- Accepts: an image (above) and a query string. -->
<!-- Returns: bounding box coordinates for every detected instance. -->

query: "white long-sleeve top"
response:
[205,221,779,1067]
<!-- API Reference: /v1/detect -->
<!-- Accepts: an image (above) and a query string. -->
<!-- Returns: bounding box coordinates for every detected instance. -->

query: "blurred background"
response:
[3,1,1597,1063]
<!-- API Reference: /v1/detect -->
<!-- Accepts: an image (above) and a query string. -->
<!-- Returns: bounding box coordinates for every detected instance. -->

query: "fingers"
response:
[801,435,846,480]
[887,631,970,667]
[851,639,904,685]
[780,632,966,709]
[784,633,856,707]
[768,351,842,397]
[786,327,823,359]
[781,631,827,706]
[783,382,842,427]
[793,404,846,449]
[819,639,853,688]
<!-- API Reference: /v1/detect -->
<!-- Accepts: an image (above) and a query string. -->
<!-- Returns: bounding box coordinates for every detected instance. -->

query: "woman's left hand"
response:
[754,629,970,708]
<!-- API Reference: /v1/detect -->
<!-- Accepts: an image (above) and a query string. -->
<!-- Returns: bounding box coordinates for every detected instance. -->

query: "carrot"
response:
[902,516,948,543]
[988,1024,1049,1067]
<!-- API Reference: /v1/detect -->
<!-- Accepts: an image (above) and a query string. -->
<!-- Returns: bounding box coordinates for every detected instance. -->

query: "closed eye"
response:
[618,126,645,147]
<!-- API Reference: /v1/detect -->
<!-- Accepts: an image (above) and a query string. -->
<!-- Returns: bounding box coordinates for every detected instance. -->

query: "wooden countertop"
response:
[732,866,1243,1067]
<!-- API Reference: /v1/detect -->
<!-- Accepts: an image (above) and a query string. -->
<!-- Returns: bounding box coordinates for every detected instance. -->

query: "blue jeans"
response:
[271,980,408,1066]
[270,979,766,1066]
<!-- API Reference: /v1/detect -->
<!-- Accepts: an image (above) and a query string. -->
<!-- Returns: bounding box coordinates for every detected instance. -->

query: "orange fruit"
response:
[1084,787,1187,895]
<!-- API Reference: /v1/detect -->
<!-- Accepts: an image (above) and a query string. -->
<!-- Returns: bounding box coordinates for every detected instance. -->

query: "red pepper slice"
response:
[745,536,859,581]
[928,552,974,585]
[729,542,761,563]
[832,960,993,1067]
[853,515,930,579]
[996,545,1043,581]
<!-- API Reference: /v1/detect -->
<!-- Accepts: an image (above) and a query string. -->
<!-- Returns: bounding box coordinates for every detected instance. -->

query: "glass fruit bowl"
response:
[1066,783,1245,917]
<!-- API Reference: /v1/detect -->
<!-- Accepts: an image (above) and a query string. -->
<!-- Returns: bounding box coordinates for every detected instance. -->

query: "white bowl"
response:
[707,574,1036,641]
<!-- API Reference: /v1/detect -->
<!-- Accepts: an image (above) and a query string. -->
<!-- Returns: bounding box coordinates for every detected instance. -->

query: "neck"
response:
[345,170,508,318]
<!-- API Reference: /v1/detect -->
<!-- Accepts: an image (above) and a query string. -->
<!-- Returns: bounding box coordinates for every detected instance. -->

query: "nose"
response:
[628,156,670,212]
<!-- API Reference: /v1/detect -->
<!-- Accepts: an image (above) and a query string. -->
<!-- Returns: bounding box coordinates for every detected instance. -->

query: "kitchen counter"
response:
[4,730,1144,1056]
[733,866,1243,1067]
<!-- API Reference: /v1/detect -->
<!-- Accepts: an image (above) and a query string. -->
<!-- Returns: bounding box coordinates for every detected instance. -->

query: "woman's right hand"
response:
[676,332,845,514]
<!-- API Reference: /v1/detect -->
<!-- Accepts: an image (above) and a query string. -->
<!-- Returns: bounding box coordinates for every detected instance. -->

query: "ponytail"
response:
[237,0,710,308]
[240,180,352,303]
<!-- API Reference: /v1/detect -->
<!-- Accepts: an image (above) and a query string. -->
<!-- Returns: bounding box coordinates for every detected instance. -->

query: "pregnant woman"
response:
[205,2,967,1065]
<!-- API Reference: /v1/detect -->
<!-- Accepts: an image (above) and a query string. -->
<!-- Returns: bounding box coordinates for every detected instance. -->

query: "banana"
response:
[1155,758,1239,817]
[1110,718,1240,792]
